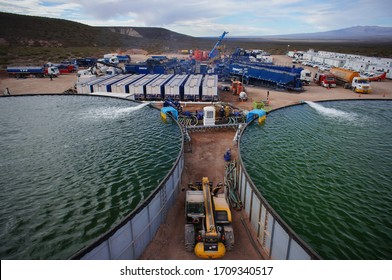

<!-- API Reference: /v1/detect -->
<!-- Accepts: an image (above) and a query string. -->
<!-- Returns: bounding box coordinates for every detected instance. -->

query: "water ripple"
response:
[0,96,181,259]
[241,100,392,259]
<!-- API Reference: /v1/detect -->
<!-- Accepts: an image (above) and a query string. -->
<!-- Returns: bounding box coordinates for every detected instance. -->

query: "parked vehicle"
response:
[318,65,331,72]
[330,68,372,93]
[46,62,77,74]
[314,72,336,88]
[300,69,312,85]
[360,71,386,81]
[6,66,59,78]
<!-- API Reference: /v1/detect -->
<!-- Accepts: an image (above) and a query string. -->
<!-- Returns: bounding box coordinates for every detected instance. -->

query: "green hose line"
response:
[224,160,242,210]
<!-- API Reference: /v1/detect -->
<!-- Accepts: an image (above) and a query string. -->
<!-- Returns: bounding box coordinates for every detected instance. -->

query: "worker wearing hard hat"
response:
[239,91,248,101]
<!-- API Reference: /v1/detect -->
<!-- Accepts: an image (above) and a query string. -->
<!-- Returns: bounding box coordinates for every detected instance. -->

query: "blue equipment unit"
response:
[227,62,303,92]
[246,109,267,124]
[125,63,150,74]
[160,106,178,121]
[117,55,131,63]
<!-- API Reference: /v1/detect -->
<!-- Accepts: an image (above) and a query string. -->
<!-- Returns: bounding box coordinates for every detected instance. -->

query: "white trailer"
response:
[79,75,113,94]
[313,56,325,64]
[111,74,144,94]
[164,74,188,100]
[201,75,218,101]
[130,74,160,100]
[184,74,203,101]
[303,53,313,61]
[76,75,97,93]
[343,60,368,72]
[96,74,131,93]
[324,58,345,68]
[145,74,173,100]
[367,58,392,68]
[385,67,392,79]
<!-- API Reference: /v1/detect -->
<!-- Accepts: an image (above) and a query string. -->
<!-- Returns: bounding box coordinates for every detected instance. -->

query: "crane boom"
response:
[208,31,228,59]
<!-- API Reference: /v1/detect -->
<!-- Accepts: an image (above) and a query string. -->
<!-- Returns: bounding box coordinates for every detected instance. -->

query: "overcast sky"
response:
[1,0,391,37]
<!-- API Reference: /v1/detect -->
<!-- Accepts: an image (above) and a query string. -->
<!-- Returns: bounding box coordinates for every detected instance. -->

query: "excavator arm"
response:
[194,177,226,258]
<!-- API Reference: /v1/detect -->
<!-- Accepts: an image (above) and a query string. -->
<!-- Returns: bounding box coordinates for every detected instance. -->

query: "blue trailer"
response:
[227,62,303,92]
[6,66,45,78]
[124,63,150,74]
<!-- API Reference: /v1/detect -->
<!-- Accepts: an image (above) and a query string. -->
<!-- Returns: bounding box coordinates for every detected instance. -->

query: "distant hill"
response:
[0,12,391,68]
[0,12,203,51]
[256,26,392,42]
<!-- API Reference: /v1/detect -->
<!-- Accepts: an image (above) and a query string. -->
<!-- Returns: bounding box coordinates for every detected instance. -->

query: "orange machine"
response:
[231,81,243,95]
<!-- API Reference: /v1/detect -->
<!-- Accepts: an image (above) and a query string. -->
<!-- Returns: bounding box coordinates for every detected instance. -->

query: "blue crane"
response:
[207,31,229,59]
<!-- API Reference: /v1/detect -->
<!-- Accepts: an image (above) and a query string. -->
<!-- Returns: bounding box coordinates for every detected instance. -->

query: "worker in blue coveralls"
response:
[224,148,231,162]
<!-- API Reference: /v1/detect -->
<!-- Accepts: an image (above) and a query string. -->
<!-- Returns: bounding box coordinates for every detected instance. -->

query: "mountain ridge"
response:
[249,26,392,41]
[2,12,392,46]
[0,12,391,68]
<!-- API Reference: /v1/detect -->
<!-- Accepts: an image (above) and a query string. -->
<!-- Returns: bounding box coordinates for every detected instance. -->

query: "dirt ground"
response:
[140,130,263,260]
[1,54,390,107]
[1,55,391,260]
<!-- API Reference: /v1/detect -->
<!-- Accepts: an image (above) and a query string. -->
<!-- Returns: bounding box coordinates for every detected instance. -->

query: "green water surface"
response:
[0,95,181,259]
[241,100,392,259]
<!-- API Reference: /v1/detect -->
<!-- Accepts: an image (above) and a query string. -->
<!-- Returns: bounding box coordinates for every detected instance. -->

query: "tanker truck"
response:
[330,68,372,94]
[6,66,59,78]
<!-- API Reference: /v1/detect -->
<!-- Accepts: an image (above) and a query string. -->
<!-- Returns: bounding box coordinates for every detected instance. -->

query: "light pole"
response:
[287,44,290,55]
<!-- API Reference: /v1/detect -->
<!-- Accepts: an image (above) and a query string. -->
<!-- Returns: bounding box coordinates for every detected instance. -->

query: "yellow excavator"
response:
[185,177,234,258]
